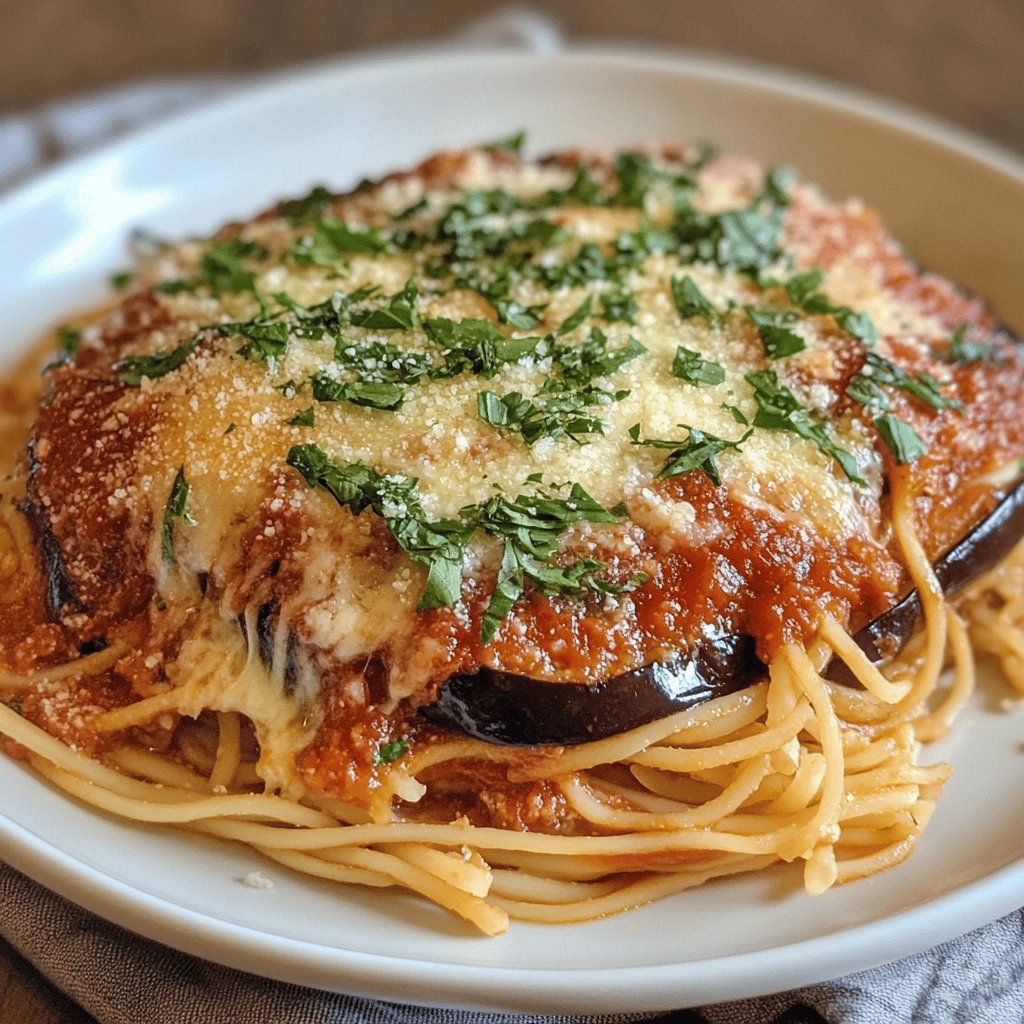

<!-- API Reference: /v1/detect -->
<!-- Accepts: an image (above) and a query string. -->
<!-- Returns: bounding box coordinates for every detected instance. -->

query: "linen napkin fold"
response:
[2,8,1023,1023]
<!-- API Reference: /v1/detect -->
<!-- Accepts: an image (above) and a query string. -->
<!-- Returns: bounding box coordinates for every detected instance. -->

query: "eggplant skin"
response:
[424,478,1024,746]
[238,601,302,696]
[830,476,1024,674]
[420,633,763,746]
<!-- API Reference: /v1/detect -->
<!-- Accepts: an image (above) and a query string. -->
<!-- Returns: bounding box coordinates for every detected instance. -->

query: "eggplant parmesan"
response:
[2,139,1024,934]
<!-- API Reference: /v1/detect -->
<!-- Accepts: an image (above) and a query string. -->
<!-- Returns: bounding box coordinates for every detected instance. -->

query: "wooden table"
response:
[1,2,1021,1020]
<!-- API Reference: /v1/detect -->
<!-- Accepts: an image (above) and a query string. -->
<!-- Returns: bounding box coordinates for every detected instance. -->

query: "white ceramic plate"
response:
[2,48,1024,1014]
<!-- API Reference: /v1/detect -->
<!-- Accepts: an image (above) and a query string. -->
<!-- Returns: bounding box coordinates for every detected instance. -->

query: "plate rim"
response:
[2,43,1024,1013]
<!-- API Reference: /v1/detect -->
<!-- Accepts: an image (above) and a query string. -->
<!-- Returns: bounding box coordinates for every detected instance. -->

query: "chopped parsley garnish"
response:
[310,374,405,411]
[671,275,720,324]
[286,444,470,610]
[494,298,546,330]
[56,326,82,357]
[44,325,83,371]
[611,152,695,209]
[746,307,806,359]
[629,423,750,486]
[758,167,796,207]
[286,406,315,426]
[844,373,890,411]
[540,164,605,208]
[332,339,432,383]
[745,370,865,485]
[706,207,784,273]
[533,243,620,287]
[273,286,378,339]
[944,324,996,364]
[723,403,750,425]
[874,413,927,464]
[833,309,878,346]
[162,467,195,564]
[290,218,388,266]
[159,239,268,297]
[775,268,831,311]
[217,319,290,364]
[763,267,879,345]
[286,444,631,639]
[672,345,726,386]
[477,387,609,446]
[487,129,527,154]
[423,317,544,378]
[550,328,646,386]
[375,738,409,765]
[557,295,593,335]
[116,336,199,386]
[279,185,335,225]
[848,352,960,412]
[473,483,632,643]
[350,278,419,330]
[110,270,134,290]
[599,288,638,324]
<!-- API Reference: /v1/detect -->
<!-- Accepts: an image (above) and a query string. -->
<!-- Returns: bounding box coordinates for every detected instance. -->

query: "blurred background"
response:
[2,0,1022,156]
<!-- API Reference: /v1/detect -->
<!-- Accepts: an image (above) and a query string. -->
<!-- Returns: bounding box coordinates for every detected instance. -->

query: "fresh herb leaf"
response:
[473,482,630,643]
[672,345,726,386]
[746,307,806,359]
[557,295,593,335]
[494,298,546,330]
[310,373,405,410]
[290,217,388,266]
[762,268,879,344]
[532,242,618,287]
[161,467,195,564]
[944,324,996,364]
[487,129,527,154]
[286,406,315,426]
[611,152,694,209]
[375,738,409,765]
[551,328,646,386]
[874,413,927,463]
[845,373,890,411]
[477,388,609,446]
[833,308,878,346]
[758,167,796,207]
[857,352,960,411]
[351,277,419,330]
[56,326,82,357]
[286,444,471,611]
[110,270,134,290]
[423,317,544,378]
[599,288,638,324]
[746,369,866,485]
[116,337,199,385]
[778,268,828,309]
[332,338,432,383]
[280,185,335,225]
[630,423,750,486]
[671,275,720,324]
[723,403,750,425]
[713,208,784,272]
[217,319,290,364]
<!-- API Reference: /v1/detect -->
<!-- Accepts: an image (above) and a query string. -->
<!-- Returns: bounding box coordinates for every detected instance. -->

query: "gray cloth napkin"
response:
[2,8,1023,1023]
[2,863,1022,1024]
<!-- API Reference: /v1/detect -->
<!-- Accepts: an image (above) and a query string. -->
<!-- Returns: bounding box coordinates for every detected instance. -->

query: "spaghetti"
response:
[1,143,1023,936]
